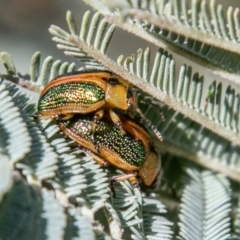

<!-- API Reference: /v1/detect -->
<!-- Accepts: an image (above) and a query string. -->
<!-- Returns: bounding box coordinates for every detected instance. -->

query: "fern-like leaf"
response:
[96,0,240,79]
[178,167,231,240]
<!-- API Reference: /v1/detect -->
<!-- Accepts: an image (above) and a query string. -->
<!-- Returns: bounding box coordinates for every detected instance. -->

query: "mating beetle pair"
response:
[38,70,161,192]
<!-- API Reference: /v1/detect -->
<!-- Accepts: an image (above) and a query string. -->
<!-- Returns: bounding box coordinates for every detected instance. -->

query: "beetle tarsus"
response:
[90,131,96,142]
[32,114,39,120]
[90,110,104,141]
[110,178,117,198]
[116,121,126,135]
[132,182,140,189]
[55,113,75,121]
[110,175,122,198]
[94,143,100,153]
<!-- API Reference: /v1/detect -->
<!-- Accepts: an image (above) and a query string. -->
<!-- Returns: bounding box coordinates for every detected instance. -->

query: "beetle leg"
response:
[109,110,126,135]
[85,149,109,167]
[139,99,166,122]
[91,109,104,140]
[94,143,100,153]
[110,172,139,197]
[32,114,39,119]
[55,113,75,121]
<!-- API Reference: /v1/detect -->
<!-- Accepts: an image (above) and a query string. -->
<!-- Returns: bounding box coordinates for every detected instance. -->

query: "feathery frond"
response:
[178,168,231,240]
[95,0,240,79]
[138,93,240,182]
[110,174,173,239]
[49,11,115,71]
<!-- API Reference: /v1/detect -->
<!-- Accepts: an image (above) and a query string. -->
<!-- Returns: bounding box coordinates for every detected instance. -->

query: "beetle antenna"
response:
[139,99,166,122]
[135,108,163,141]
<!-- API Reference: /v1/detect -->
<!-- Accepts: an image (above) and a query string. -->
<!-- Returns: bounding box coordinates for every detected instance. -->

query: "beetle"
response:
[38,70,139,135]
[57,113,161,194]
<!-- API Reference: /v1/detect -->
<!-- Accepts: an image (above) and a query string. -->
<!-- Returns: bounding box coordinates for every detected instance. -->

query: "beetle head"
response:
[105,75,135,111]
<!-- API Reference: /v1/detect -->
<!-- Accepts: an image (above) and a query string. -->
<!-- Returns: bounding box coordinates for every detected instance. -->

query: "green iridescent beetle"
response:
[38,70,139,135]
[58,113,161,191]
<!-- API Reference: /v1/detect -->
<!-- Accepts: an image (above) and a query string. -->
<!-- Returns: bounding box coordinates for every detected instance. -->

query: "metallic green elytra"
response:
[38,82,105,111]
[58,114,161,188]
[60,114,146,167]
